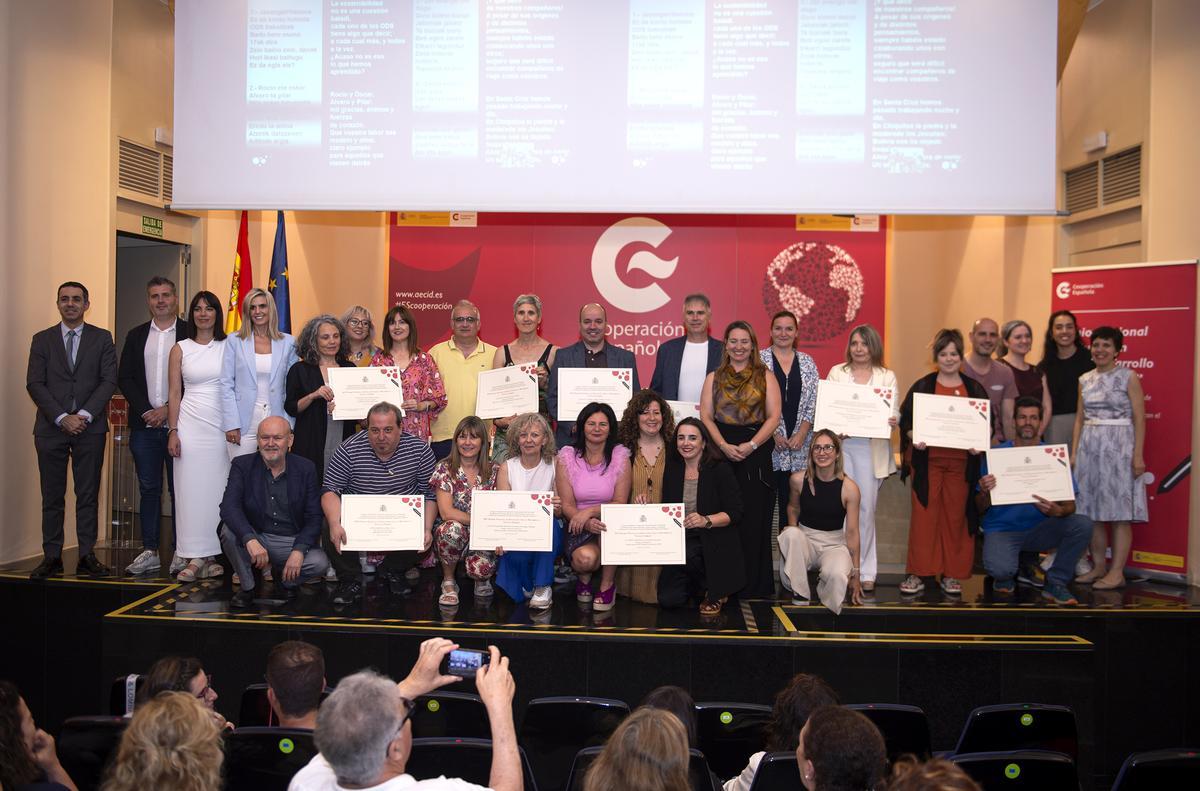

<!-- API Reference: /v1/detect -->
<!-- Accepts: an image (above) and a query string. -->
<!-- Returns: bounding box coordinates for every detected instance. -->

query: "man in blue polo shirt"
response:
[322,402,437,605]
[976,396,1092,605]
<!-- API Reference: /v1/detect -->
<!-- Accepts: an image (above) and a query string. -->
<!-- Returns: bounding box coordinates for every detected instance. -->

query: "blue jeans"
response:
[983,513,1093,586]
[129,426,175,550]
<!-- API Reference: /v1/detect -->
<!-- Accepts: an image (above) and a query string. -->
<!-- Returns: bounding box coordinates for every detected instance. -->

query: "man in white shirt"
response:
[118,276,187,574]
[289,640,520,791]
[649,293,723,403]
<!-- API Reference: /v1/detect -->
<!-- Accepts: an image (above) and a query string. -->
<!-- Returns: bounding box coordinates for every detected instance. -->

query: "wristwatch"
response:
[749,440,758,451]
[703,516,713,529]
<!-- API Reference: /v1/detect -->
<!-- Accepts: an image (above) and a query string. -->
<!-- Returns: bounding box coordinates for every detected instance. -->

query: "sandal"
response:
[899,574,925,594]
[699,597,727,616]
[176,558,198,582]
[940,576,962,595]
[178,557,222,581]
[861,580,875,592]
[438,580,460,606]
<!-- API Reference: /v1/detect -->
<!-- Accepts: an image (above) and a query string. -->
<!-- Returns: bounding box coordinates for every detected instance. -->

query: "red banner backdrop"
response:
[388,213,887,385]
[1051,261,1197,577]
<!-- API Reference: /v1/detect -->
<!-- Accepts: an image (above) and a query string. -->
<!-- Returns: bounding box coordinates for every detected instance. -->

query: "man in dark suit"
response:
[649,292,723,402]
[218,415,330,608]
[546,302,641,449]
[26,281,119,578]
[117,276,188,575]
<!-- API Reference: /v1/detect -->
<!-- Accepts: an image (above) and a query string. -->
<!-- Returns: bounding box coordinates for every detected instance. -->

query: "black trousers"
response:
[658,536,706,608]
[323,524,417,581]
[34,431,107,558]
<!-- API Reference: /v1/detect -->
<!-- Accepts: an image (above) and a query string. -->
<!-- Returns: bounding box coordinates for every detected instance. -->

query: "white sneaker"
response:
[1075,555,1094,577]
[168,552,186,575]
[529,586,553,609]
[405,566,421,581]
[474,579,494,598]
[125,550,161,575]
[1040,551,1057,572]
[324,566,338,582]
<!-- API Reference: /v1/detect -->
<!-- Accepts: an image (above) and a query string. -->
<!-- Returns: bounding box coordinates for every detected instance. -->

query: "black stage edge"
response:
[4,548,1200,790]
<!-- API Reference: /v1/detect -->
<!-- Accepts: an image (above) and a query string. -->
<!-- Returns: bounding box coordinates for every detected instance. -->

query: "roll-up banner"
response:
[388,213,888,386]
[1051,261,1198,580]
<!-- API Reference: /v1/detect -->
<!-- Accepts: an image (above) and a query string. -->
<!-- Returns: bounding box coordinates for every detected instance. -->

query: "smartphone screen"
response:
[445,648,490,678]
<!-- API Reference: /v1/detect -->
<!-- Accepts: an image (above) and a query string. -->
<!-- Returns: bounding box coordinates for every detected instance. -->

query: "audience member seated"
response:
[218,415,331,608]
[885,757,982,791]
[796,705,886,791]
[138,656,229,730]
[977,396,1092,605]
[0,680,78,791]
[266,641,326,730]
[289,639,521,791]
[641,686,723,790]
[101,691,223,791]
[583,708,691,791]
[724,673,838,791]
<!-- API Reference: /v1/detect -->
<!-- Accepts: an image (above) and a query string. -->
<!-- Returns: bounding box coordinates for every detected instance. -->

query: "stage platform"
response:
[4,546,1200,790]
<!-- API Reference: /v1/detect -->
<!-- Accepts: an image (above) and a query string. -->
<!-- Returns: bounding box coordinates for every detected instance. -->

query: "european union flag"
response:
[268,210,291,334]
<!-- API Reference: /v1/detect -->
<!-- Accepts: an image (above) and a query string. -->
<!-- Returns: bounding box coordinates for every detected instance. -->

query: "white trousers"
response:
[778,526,851,614]
[841,438,881,582]
[228,401,270,461]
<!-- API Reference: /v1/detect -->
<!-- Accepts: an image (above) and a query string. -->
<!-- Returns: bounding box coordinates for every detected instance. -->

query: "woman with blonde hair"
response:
[219,288,298,459]
[340,304,381,367]
[583,707,690,791]
[700,320,782,598]
[431,415,500,605]
[824,323,898,592]
[490,293,558,460]
[102,692,223,791]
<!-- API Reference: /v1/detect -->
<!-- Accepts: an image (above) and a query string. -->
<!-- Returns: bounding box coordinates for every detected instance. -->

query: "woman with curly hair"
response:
[285,314,357,484]
[584,707,690,791]
[102,692,223,791]
[614,389,676,603]
[0,680,77,791]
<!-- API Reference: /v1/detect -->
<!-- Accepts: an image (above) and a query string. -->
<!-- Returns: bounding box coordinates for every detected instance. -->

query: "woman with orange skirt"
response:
[898,329,988,596]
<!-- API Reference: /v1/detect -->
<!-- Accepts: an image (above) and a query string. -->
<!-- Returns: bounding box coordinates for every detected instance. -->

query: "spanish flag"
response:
[225,210,253,334]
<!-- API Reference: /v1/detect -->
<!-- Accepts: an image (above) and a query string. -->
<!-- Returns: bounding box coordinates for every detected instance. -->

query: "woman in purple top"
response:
[557,401,632,612]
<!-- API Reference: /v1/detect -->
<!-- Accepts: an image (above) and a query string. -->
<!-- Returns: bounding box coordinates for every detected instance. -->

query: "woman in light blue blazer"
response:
[220,288,298,459]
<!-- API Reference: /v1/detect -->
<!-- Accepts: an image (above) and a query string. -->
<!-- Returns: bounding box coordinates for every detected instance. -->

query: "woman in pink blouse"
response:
[370,304,447,442]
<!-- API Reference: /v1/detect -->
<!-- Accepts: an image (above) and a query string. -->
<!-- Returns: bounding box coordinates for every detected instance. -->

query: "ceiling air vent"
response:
[162,154,174,204]
[1102,145,1140,204]
[1064,161,1098,214]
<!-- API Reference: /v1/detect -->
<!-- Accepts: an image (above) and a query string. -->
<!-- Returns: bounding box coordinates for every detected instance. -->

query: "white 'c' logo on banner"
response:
[1055,281,1071,299]
[591,218,678,313]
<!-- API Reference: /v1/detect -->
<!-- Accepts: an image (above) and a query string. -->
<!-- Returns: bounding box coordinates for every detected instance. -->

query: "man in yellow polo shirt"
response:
[428,300,496,460]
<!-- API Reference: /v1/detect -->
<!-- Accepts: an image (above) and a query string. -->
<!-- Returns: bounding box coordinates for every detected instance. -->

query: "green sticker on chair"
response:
[1020,713,1033,726]
[278,738,294,754]
[719,711,733,725]
[1004,763,1021,779]
[427,699,441,713]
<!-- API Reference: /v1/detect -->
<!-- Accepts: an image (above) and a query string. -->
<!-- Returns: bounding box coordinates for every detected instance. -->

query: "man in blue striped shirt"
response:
[322,402,437,604]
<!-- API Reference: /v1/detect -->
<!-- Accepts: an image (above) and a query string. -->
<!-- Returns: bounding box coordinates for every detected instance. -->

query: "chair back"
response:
[57,716,128,791]
[565,746,718,791]
[1112,748,1200,790]
[519,696,630,791]
[224,727,317,791]
[954,703,1077,759]
[108,674,143,716]
[694,701,771,781]
[746,751,802,791]
[238,682,331,727]
[952,749,1077,790]
[408,737,538,791]
[846,703,932,763]
[411,691,490,739]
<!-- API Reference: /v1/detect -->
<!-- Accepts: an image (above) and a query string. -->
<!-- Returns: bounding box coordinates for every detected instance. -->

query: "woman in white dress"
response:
[220,288,297,460]
[167,292,230,582]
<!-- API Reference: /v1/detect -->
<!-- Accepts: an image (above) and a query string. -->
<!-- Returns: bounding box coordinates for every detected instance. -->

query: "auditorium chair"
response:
[745,751,802,791]
[407,737,538,791]
[953,703,1077,760]
[951,750,1077,789]
[411,691,491,739]
[846,703,932,764]
[107,673,143,716]
[224,727,317,791]
[237,682,332,727]
[693,701,771,780]
[564,745,719,791]
[56,716,128,791]
[1111,748,1200,790]
[519,696,630,791]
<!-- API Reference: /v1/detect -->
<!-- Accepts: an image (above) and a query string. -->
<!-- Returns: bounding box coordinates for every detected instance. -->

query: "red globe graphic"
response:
[762,242,865,342]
